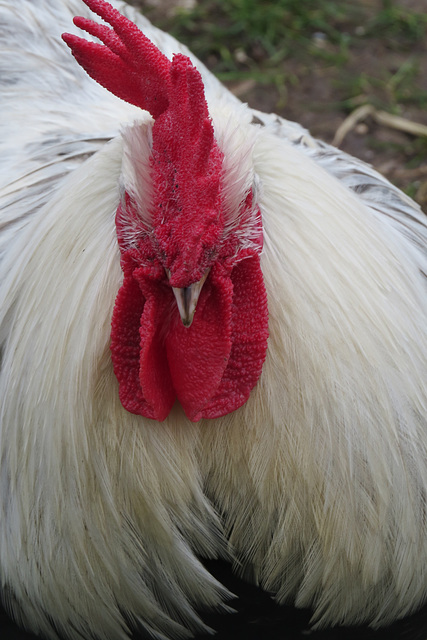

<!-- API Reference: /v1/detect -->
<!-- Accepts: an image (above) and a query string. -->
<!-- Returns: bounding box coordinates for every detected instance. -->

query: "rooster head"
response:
[63,0,269,422]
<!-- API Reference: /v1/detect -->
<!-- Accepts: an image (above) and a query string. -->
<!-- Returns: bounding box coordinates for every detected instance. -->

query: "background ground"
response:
[129,0,427,212]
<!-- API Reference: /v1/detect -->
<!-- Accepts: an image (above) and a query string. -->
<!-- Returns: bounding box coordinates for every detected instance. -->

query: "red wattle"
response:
[195,256,269,419]
[111,253,268,422]
[165,264,234,421]
[110,267,175,421]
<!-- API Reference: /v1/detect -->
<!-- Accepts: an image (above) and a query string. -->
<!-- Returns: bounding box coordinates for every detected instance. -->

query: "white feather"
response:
[0,1,427,639]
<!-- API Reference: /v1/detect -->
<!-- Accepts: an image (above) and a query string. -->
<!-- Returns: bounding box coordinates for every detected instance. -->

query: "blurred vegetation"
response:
[141,0,427,208]
[144,0,427,113]
[146,0,427,74]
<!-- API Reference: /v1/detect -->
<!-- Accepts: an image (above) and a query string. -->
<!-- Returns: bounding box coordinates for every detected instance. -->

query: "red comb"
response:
[64,0,224,286]
[149,53,224,284]
[62,0,170,117]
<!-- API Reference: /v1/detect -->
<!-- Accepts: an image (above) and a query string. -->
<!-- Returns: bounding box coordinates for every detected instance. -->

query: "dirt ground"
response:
[130,0,427,213]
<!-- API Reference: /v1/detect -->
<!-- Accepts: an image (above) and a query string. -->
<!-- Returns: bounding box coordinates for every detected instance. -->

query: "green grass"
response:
[145,0,427,113]
[332,58,427,113]
[147,0,427,75]
[151,0,357,73]
[366,0,427,44]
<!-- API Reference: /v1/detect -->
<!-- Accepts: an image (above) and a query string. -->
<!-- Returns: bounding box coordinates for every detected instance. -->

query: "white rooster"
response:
[0,1,427,639]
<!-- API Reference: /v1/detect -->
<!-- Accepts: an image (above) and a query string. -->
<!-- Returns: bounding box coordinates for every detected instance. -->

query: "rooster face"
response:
[63,0,269,422]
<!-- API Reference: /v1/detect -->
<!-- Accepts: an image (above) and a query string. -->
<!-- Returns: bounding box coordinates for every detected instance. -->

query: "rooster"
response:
[0,1,427,639]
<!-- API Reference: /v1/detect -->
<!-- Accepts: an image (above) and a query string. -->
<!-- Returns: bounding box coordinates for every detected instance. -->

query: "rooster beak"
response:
[171,269,210,328]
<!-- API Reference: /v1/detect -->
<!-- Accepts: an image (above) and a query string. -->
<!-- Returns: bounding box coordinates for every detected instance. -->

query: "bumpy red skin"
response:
[63,0,269,421]
[111,198,268,422]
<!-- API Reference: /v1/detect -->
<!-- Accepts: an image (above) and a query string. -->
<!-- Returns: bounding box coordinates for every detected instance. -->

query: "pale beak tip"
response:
[171,268,210,329]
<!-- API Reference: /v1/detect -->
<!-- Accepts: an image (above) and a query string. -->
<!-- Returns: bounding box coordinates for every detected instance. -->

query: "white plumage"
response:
[0,1,427,639]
